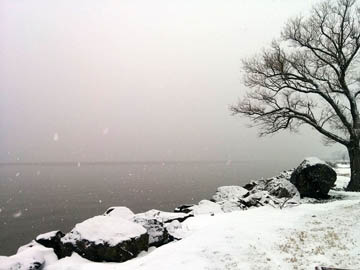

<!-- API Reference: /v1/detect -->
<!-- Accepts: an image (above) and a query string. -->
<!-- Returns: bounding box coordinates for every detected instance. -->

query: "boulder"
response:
[61,215,148,262]
[290,157,337,199]
[132,217,170,247]
[35,230,67,259]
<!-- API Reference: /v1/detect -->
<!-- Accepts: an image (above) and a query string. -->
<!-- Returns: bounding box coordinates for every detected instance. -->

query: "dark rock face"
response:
[290,158,337,199]
[62,234,148,263]
[35,230,69,259]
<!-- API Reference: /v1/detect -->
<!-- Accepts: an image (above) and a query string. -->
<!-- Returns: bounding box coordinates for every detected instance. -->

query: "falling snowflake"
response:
[15,172,20,177]
[103,128,109,135]
[13,210,22,218]
[77,162,81,167]
[53,133,59,141]
[99,200,102,204]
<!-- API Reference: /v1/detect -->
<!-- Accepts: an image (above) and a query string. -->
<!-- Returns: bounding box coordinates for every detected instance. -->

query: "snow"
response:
[45,192,360,270]
[188,200,223,216]
[103,128,109,135]
[212,186,249,203]
[104,206,135,220]
[53,133,59,142]
[134,209,189,223]
[0,242,57,270]
[12,210,22,218]
[61,215,147,246]
[36,231,59,241]
[302,157,327,167]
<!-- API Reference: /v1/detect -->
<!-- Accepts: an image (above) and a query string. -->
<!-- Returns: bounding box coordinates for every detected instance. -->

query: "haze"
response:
[0,0,342,163]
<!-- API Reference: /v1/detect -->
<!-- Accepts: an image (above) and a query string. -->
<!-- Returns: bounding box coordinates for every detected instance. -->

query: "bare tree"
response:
[231,0,360,191]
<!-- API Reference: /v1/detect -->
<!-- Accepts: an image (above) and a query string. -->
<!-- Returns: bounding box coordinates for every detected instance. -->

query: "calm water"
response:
[0,160,296,255]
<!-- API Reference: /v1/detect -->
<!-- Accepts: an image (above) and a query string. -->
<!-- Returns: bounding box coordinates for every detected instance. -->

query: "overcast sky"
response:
[0,0,344,163]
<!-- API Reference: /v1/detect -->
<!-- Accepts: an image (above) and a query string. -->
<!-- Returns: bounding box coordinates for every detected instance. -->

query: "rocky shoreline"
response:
[0,157,340,269]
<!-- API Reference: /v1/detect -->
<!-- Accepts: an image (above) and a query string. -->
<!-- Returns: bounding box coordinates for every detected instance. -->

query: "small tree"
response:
[231,0,360,191]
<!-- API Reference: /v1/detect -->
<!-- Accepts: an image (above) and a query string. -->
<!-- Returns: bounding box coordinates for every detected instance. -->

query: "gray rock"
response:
[132,217,170,247]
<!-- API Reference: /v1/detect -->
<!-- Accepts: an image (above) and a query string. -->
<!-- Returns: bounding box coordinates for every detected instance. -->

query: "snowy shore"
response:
[2,163,360,270]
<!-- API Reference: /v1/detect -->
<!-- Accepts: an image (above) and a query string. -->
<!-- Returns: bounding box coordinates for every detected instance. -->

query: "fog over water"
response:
[0,0,341,164]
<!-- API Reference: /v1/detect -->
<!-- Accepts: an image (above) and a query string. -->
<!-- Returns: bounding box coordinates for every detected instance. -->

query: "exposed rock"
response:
[132,217,170,247]
[132,209,193,246]
[290,157,337,199]
[0,242,57,270]
[61,215,148,262]
[246,177,300,199]
[174,204,195,213]
[134,209,193,224]
[35,230,67,259]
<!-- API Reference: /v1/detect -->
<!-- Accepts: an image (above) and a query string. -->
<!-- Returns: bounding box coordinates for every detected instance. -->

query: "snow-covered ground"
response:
[40,167,360,270]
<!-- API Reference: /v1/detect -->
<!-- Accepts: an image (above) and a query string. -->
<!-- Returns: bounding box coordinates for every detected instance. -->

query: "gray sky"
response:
[0,0,343,163]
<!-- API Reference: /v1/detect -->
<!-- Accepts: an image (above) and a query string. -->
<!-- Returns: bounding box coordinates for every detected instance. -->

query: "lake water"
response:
[0,160,297,255]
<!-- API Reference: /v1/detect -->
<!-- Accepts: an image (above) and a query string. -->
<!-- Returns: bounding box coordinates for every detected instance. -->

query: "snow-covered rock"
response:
[132,209,193,246]
[212,186,249,203]
[290,157,337,199]
[35,230,66,259]
[132,217,170,247]
[245,177,300,199]
[165,220,189,240]
[134,209,192,224]
[188,200,223,216]
[0,242,57,270]
[61,215,148,262]
[104,206,135,220]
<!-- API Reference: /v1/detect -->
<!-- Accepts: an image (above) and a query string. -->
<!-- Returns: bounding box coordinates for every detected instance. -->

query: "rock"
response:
[0,242,57,270]
[134,209,193,224]
[35,230,67,259]
[240,170,300,209]
[246,177,300,199]
[212,186,249,203]
[188,200,224,215]
[216,200,244,213]
[104,206,135,220]
[61,215,149,262]
[174,204,195,213]
[290,157,337,199]
[265,178,299,199]
[132,217,170,247]
[165,220,189,240]
[210,186,250,212]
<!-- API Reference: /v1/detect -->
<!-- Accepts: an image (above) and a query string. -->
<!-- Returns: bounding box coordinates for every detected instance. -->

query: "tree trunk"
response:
[346,144,360,191]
